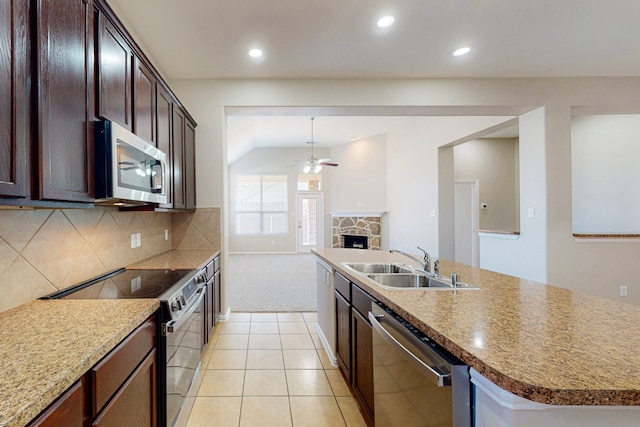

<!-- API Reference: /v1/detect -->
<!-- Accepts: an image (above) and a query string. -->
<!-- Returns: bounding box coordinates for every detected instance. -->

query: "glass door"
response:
[296,192,323,253]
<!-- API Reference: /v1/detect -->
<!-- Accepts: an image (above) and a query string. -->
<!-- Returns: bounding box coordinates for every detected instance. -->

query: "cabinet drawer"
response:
[92,349,157,427]
[334,272,351,301]
[91,315,156,416]
[352,284,375,319]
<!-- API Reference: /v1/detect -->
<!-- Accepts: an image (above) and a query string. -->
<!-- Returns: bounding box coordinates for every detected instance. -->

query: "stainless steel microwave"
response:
[95,120,168,205]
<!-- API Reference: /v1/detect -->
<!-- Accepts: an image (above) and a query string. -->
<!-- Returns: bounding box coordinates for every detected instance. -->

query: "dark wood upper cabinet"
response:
[35,0,94,202]
[172,106,185,210]
[184,118,196,210]
[0,0,29,198]
[170,106,196,211]
[97,12,132,130]
[156,85,173,207]
[133,57,156,143]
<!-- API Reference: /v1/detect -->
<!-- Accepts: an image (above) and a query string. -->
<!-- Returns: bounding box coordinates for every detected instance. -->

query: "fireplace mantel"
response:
[327,211,386,218]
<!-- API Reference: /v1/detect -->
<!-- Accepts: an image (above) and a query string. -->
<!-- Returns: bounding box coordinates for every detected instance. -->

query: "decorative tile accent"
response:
[0,207,172,312]
[172,208,221,250]
[332,216,381,250]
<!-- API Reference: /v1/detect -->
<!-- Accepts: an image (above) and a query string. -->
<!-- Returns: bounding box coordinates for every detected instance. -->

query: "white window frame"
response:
[235,174,289,236]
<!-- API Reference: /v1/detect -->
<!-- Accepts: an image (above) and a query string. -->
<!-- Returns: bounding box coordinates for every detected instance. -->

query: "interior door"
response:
[296,192,323,253]
[454,181,479,266]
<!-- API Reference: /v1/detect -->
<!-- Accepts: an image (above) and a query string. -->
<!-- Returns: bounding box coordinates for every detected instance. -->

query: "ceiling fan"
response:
[302,117,338,174]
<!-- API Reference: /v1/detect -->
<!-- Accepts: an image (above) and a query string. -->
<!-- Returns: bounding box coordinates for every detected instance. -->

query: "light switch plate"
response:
[527,208,535,218]
[136,233,141,247]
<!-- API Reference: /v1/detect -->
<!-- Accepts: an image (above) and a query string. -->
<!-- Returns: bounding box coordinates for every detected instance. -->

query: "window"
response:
[236,175,288,235]
[297,174,322,191]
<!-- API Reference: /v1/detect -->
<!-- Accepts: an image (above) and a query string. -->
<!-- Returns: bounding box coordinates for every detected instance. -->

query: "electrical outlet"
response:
[620,285,628,297]
[136,233,141,247]
[130,234,136,249]
[528,208,535,218]
[164,229,169,240]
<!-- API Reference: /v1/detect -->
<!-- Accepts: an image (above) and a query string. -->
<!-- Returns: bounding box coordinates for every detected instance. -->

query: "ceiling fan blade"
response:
[317,158,339,167]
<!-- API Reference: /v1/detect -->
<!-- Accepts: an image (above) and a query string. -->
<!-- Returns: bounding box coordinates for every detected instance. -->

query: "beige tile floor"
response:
[184,312,367,427]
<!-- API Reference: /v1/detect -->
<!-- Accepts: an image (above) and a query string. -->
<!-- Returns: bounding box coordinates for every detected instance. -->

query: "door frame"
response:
[454,180,480,267]
[296,192,324,253]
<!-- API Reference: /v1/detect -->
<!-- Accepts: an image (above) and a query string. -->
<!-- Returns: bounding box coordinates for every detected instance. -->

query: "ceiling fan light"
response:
[303,164,311,174]
[313,164,323,174]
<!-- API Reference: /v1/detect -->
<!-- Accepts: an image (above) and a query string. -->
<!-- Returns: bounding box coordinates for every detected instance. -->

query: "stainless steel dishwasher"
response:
[369,303,472,427]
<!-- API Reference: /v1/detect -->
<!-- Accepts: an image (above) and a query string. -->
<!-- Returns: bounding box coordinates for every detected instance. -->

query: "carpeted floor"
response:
[226,253,317,312]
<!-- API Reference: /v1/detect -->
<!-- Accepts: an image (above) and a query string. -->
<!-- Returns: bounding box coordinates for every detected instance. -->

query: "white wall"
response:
[329,134,387,213]
[454,138,519,231]
[169,77,640,306]
[385,117,516,257]
[571,114,640,233]
[479,108,548,283]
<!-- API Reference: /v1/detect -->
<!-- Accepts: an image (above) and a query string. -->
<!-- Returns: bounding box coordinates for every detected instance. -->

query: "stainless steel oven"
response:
[164,281,205,426]
[42,267,204,427]
[369,302,472,427]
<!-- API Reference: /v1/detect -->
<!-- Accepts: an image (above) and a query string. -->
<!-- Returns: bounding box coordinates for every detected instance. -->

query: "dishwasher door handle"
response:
[369,311,451,387]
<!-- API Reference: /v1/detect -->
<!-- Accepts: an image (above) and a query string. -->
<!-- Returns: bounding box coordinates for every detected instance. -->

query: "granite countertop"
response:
[313,248,640,406]
[0,299,159,427]
[127,248,220,270]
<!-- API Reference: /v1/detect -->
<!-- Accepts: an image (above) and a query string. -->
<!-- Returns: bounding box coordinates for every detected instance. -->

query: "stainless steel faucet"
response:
[416,247,431,273]
[390,246,431,273]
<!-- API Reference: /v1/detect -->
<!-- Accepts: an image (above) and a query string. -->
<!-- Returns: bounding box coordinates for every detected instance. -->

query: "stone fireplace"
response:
[332,215,382,250]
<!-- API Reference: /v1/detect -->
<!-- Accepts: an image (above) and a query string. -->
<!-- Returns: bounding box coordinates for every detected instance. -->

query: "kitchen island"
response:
[314,248,640,424]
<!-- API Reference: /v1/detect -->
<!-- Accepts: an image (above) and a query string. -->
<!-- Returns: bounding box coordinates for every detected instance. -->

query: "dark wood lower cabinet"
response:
[92,349,157,427]
[28,379,87,427]
[335,290,351,379]
[352,308,374,425]
[27,315,157,427]
[334,272,375,427]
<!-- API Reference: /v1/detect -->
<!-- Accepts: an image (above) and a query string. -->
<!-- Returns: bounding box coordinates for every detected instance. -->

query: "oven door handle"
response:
[163,287,205,335]
[369,311,451,387]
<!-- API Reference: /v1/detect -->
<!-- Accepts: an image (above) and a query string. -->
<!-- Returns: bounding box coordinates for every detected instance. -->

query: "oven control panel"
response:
[168,278,199,319]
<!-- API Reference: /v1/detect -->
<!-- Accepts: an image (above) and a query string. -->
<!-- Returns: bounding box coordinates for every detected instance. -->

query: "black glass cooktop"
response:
[44,268,197,300]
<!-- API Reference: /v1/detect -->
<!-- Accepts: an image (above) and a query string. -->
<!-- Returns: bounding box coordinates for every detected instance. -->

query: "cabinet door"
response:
[156,85,173,208]
[92,349,157,427]
[28,379,85,427]
[184,118,196,210]
[335,290,351,379]
[36,0,94,202]
[214,268,221,326]
[206,276,214,340]
[0,0,28,198]
[133,57,155,143]
[172,106,185,209]
[97,13,132,130]
[352,309,374,425]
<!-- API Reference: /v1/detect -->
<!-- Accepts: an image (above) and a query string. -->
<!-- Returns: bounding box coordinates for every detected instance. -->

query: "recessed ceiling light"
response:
[377,16,395,28]
[453,47,471,57]
[249,48,263,58]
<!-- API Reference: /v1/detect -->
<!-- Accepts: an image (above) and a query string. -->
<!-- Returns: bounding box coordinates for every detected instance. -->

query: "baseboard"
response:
[217,306,231,322]
[315,323,338,367]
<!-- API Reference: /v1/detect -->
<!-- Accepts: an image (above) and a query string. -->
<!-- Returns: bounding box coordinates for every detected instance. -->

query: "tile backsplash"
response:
[0,206,220,312]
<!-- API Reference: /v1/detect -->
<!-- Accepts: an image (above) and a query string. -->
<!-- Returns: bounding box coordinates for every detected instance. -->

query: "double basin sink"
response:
[342,262,480,290]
